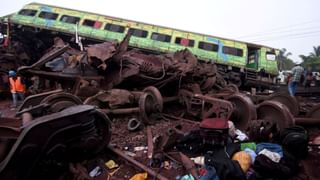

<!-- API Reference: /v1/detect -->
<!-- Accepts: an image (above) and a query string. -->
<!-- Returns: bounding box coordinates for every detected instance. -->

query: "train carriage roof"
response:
[12,2,278,51]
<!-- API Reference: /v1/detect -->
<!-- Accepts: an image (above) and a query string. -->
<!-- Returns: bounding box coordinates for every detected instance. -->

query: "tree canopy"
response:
[299,45,320,71]
[277,48,295,70]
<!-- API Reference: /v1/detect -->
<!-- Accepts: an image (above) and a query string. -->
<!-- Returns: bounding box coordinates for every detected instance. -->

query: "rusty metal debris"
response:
[146,127,153,159]
[180,152,199,180]
[0,32,320,179]
[0,103,112,179]
[108,146,168,180]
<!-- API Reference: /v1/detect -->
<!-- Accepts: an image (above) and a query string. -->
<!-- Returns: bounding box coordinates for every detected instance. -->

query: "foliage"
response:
[299,46,320,71]
[277,48,295,70]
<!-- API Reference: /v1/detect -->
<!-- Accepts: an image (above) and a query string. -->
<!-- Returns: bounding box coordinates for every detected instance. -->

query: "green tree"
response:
[309,46,320,58]
[278,48,295,70]
[299,46,320,71]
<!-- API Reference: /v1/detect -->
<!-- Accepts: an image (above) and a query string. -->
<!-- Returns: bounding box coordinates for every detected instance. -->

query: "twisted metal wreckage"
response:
[0,34,320,179]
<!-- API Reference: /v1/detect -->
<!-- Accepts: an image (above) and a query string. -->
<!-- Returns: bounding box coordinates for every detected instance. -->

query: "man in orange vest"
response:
[8,70,25,108]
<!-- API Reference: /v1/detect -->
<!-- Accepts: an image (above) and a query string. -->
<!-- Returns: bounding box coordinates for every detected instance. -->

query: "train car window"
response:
[266,52,276,60]
[39,11,59,20]
[128,28,148,38]
[18,9,37,16]
[151,32,171,42]
[198,41,218,52]
[175,37,194,47]
[223,46,243,57]
[60,15,80,24]
[104,23,125,33]
[83,19,102,29]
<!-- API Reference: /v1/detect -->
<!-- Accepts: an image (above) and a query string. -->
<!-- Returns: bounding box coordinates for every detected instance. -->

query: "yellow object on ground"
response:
[105,160,119,169]
[232,151,252,173]
[130,172,148,180]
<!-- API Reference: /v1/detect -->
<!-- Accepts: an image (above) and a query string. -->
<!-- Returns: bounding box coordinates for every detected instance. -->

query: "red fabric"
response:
[180,38,189,46]
[200,118,229,129]
[94,21,102,29]
[199,168,208,176]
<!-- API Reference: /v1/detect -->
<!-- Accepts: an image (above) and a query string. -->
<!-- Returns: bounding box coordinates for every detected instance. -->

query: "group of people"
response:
[287,63,317,97]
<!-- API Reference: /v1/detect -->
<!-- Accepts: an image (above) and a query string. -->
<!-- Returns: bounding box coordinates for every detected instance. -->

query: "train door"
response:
[265,51,277,74]
[246,46,260,70]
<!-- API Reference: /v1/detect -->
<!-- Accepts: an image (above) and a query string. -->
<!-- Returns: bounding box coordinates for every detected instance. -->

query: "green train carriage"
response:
[1,2,280,88]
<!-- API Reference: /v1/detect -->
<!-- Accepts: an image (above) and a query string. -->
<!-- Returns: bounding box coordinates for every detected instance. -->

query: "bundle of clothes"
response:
[175,118,309,180]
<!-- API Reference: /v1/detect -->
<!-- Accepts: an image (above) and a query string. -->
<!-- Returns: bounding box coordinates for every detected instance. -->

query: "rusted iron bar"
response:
[162,152,181,165]
[295,117,320,125]
[108,146,169,180]
[163,96,179,103]
[194,93,234,106]
[147,127,153,159]
[22,69,103,81]
[193,93,234,119]
[161,113,199,125]
[209,92,234,98]
[173,128,185,135]
[179,152,199,180]
[101,108,140,114]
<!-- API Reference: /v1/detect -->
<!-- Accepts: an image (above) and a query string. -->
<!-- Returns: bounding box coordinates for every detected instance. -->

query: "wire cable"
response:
[236,20,320,38]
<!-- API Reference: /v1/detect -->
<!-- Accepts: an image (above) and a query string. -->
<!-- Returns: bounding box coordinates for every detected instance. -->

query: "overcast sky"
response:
[1,0,320,63]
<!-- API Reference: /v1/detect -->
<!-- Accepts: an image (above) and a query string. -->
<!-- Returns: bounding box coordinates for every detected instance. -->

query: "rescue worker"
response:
[8,70,25,108]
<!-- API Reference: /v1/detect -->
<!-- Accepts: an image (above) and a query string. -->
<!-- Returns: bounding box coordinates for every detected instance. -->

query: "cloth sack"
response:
[256,143,283,157]
[204,147,246,180]
[253,154,292,179]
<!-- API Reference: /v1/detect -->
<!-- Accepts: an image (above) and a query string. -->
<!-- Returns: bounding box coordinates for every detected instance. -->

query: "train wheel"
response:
[139,91,163,124]
[143,86,163,112]
[267,92,299,116]
[257,100,294,130]
[40,93,83,113]
[227,93,256,131]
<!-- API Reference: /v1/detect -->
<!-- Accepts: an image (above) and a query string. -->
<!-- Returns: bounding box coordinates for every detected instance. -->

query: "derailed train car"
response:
[0,2,279,89]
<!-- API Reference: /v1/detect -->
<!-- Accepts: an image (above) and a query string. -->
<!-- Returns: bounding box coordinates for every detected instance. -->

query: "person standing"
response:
[8,70,25,108]
[288,64,304,96]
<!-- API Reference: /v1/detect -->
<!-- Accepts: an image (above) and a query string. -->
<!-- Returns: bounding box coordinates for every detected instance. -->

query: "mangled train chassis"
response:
[0,97,111,179]
[1,34,320,179]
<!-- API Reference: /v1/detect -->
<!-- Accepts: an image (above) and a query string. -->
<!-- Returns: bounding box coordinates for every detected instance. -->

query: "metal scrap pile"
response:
[0,35,320,180]
[17,35,223,97]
